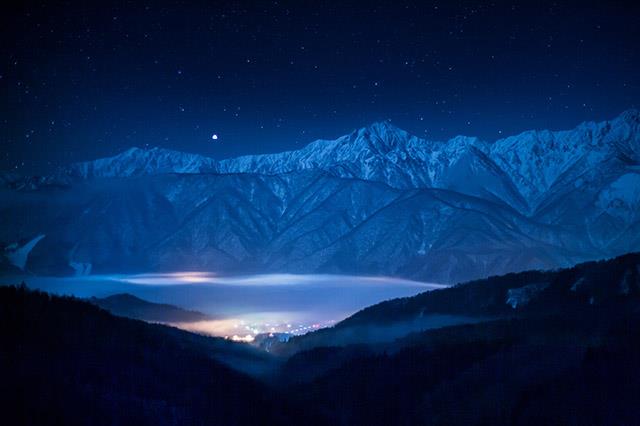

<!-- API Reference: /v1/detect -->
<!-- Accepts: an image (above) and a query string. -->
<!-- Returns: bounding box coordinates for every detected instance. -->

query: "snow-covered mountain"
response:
[58,109,639,215]
[1,110,638,283]
[216,109,640,215]
[490,109,640,212]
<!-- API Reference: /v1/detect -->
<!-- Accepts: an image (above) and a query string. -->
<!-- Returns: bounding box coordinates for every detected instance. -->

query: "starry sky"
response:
[2,0,639,174]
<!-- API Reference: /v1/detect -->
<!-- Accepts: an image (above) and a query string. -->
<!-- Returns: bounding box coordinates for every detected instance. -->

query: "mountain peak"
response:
[362,120,408,138]
[615,108,640,125]
[366,120,401,132]
[349,120,416,153]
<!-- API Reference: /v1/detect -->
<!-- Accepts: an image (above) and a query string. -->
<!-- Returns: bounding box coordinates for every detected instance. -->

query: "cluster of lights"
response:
[229,334,255,343]
[224,319,335,343]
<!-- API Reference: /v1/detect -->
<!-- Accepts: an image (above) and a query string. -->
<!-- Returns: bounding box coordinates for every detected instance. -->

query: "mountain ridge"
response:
[1,110,638,283]
[6,108,637,183]
[49,109,640,214]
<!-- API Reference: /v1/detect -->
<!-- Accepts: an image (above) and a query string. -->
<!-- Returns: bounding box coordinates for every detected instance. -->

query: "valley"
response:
[3,253,639,425]
[3,272,442,340]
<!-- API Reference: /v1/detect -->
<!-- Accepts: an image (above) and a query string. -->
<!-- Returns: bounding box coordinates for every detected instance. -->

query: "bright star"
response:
[212,134,218,140]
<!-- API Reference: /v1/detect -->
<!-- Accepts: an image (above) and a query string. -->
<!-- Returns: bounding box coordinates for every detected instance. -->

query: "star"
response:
[212,134,218,140]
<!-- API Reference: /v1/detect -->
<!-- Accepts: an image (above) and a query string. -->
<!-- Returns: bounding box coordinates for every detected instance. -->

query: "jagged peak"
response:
[361,120,412,139]
[491,109,639,149]
[613,108,640,125]
[365,120,404,133]
[359,122,482,151]
[46,110,638,183]
[346,121,418,152]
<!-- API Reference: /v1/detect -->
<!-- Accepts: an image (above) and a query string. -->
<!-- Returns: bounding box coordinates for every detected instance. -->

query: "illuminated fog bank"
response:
[11,273,446,338]
[111,272,438,288]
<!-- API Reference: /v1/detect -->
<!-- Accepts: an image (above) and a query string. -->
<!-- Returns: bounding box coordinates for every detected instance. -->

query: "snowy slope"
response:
[217,121,527,209]
[1,110,638,282]
[489,109,640,213]
[56,110,639,216]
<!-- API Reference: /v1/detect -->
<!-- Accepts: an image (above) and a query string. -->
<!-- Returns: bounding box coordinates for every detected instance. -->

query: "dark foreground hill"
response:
[270,253,640,425]
[277,252,640,353]
[0,285,318,426]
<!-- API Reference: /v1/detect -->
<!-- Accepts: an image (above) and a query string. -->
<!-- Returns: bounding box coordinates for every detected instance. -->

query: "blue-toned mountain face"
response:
[1,111,639,283]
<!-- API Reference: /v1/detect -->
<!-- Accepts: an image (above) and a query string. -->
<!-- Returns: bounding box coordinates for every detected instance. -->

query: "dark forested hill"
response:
[266,253,640,425]
[0,285,317,426]
[276,252,640,352]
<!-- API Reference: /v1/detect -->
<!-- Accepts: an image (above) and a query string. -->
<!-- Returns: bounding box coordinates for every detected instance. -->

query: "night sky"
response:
[2,1,639,174]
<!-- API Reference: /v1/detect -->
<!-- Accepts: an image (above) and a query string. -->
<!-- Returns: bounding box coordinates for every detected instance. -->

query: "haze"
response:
[8,272,445,339]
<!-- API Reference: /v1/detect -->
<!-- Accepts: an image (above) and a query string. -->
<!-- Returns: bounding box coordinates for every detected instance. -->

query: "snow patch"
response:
[69,262,92,276]
[5,234,46,270]
[506,282,550,309]
[596,173,640,221]
[570,277,586,292]
[619,270,632,295]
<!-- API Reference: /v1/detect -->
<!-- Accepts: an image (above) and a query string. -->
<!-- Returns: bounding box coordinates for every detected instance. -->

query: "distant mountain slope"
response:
[89,293,210,323]
[1,111,638,282]
[0,285,315,425]
[0,170,604,282]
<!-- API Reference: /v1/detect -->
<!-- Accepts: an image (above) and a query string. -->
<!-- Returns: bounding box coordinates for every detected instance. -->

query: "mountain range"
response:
[1,110,639,282]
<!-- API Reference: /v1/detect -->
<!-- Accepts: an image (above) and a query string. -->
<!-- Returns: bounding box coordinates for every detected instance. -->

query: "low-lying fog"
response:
[8,273,446,340]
